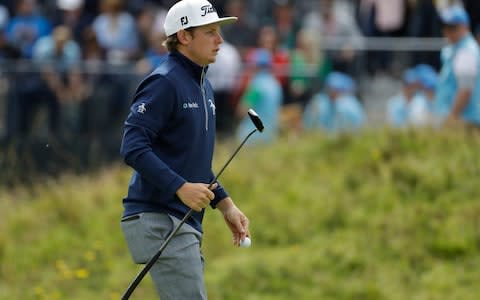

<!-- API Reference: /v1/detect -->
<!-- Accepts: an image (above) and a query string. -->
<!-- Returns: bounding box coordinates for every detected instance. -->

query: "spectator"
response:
[81,26,105,65]
[135,8,169,74]
[5,1,60,137]
[408,64,438,126]
[435,5,480,127]
[55,0,95,44]
[207,40,242,139]
[221,0,257,58]
[32,25,81,66]
[386,67,420,127]
[371,0,408,35]
[356,0,408,74]
[269,0,300,51]
[290,28,331,108]
[17,25,84,137]
[304,71,365,133]
[32,25,82,102]
[91,0,139,134]
[0,5,21,60]
[92,0,139,64]
[134,2,159,55]
[407,0,442,68]
[1,5,22,141]
[304,0,363,75]
[5,0,52,58]
[75,27,108,139]
[255,25,290,103]
[232,25,290,108]
[135,29,168,75]
[236,48,282,144]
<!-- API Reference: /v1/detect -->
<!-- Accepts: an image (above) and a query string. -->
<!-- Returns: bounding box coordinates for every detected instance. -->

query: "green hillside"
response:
[1,129,480,299]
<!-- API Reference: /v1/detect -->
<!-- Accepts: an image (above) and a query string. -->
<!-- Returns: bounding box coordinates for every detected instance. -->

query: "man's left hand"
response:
[217,198,250,246]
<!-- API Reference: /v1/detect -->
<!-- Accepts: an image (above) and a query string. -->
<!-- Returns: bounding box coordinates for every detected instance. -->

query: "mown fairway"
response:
[1,129,480,299]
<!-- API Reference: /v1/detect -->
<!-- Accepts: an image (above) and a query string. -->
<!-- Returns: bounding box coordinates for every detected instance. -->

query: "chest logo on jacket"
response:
[183,101,200,109]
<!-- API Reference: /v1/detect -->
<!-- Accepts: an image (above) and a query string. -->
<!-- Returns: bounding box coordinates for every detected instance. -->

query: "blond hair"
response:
[162,28,195,52]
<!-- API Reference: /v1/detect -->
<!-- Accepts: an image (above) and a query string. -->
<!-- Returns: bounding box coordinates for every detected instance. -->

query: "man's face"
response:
[258,26,277,51]
[327,89,340,100]
[442,24,466,44]
[403,84,417,101]
[18,0,36,16]
[184,23,223,66]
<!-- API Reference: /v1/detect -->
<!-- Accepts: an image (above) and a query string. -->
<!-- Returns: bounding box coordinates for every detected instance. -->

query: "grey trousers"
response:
[121,212,207,300]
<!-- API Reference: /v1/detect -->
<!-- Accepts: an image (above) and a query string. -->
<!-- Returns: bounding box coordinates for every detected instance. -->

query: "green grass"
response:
[1,128,480,299]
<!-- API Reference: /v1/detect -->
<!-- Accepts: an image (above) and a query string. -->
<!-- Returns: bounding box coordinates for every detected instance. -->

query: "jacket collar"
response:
[170,50,207,82]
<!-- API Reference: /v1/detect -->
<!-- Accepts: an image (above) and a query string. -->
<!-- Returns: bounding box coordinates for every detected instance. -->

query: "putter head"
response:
[248,109,264,132]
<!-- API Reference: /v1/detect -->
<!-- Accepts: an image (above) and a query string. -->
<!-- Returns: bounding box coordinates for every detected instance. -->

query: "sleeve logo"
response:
[137,102,147,114]
[208,99,216,115]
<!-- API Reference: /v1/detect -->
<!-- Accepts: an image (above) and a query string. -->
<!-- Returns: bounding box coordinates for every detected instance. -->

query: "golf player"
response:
[119,0,250,299]
[435,5,480,127]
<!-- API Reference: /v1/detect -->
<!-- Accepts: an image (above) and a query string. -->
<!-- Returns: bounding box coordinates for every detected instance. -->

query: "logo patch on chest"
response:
[183,102,200,109]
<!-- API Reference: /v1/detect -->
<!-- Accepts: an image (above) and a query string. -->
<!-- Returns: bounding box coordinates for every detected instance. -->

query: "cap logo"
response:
[200,5,216,17]
[181,16,189,26]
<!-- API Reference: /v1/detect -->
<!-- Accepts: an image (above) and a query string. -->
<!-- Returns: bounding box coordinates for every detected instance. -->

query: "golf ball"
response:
[239,237,251,248]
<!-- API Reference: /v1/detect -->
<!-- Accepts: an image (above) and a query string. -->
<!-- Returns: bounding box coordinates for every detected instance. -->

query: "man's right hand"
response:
[176,182,217,212]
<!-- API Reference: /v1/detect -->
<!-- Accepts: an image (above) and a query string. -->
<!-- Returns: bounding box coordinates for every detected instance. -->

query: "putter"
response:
[121,109,264,300]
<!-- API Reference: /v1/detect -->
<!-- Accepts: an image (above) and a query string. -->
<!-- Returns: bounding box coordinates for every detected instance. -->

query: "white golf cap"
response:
[164,0,237,36]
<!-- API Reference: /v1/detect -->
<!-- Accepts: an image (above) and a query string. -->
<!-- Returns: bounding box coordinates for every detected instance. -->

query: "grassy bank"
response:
[1,129,480,299]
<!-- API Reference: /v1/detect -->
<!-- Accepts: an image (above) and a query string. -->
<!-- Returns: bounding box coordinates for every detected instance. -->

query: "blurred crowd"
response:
[0,0,480,146]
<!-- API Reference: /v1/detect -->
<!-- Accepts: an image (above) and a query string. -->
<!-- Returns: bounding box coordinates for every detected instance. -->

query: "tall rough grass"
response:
[1,128,480,299]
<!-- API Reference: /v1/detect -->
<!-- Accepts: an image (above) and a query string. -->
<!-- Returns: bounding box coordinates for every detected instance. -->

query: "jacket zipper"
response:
[200,67,208,131]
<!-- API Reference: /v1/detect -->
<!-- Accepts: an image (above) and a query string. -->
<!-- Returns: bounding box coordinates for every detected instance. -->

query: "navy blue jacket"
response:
[120,51,228,233]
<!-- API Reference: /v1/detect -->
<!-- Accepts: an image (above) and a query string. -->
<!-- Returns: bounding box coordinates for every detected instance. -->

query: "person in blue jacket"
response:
[435,5,480,127]
[387,64,438,128]
[386,67,420,127]
[408,65,438,126]
[303,71,365,133]
[236,48,282,144]
[119,1,250,299]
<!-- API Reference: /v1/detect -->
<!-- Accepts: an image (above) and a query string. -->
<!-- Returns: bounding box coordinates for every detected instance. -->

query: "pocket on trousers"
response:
[141,212,174,241]
[121,214,148,264]
[121,213,173,264]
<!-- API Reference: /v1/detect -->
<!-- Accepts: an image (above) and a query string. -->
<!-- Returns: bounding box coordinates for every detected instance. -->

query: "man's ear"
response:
[177,29,192,45]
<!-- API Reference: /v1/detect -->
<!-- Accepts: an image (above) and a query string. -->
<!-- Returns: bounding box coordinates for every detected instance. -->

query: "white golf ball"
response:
[239,237,251,248]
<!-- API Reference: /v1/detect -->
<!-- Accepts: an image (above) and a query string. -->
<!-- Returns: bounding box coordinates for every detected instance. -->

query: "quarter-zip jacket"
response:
[120,51,228,233]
